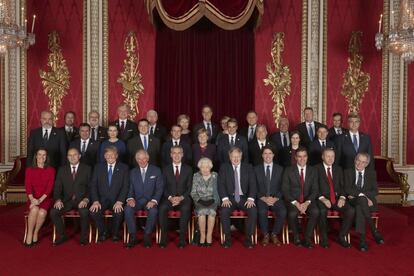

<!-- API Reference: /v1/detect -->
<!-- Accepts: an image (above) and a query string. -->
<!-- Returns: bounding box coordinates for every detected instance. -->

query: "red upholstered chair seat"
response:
[9,157,27,186]
[168,210,182,217]
[103,210,113,216]
[375,158,399,188]
[135,210,148,217]
[64,210,80,216]
[327,210,340,217]
[230,210,247,217]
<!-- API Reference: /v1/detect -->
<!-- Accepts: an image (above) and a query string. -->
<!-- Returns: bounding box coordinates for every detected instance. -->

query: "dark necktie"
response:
[234,166,240,203]
[91,128,96,141]
[108,165,113,187]
[150,126,154,136]
[249,127,254,141]
[353,134,358,152]
[206,123,212,139]
[299,168,305,203]
[308,124,314,141]
[81,141,86,154]
[322,141,326,148]
[141,168,146,183]
[356,171,363,190]
[265,165,271,196]
[327,167,336,205]
[43,129,48,141]
[230,136,235,146]
[337,129,342,135]
[175,166,180,195]
[174,140,178,146]
[72,166,76,181]
[260,142,264,149]
[283,133,288,147]
[120,121,125,133]
[143,135,148,150]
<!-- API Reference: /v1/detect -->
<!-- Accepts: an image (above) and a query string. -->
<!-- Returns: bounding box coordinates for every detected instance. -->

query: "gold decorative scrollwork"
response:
[263,32,291,128]
[117,32,144,120]
[39,31,70,124]
[341,31,370,114]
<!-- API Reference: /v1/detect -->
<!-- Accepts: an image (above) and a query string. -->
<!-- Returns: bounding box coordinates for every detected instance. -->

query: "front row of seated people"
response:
[24,144,384,251]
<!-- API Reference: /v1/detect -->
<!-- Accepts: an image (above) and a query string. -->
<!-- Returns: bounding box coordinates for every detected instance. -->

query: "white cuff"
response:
[151,199,158,204]
[291,200,297,205]
[318,196,325,201]
[222,197,229,201]
[247,197,255,202]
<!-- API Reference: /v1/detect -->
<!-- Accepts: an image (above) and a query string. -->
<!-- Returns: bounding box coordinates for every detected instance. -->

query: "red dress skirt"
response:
[25,166,56,211]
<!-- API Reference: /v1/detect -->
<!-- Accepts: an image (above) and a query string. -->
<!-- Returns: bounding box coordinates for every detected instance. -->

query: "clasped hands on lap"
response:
[89,201,124,213]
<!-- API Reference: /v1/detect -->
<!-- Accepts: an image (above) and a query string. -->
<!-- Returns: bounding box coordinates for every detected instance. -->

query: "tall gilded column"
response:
[303,0,327,123]
[84,0,108,125]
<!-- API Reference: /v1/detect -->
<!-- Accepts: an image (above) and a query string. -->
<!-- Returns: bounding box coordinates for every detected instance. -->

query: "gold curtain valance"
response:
[145,0,264,31]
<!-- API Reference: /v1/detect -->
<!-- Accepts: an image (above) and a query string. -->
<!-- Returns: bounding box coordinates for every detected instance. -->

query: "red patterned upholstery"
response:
[230,210,248,217]
[8,157,26,186]
[375,158,399,188]
[135,210,149,217]
[103,210,113,216]
[168,210,182,217]
[327,210,341,217]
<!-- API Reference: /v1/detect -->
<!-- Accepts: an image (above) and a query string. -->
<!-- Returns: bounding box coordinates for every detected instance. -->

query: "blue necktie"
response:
[234,166,240,203]
[144,135,148,151]
[308,124,314,141]
[108,165,113,187]
[353,134,358,152]
[141,168,146,183]
[356,172,363,189]
[206,123,212,139]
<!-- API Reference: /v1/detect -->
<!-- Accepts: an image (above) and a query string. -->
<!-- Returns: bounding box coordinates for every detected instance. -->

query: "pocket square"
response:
[127,129,133,132]
[150,176,156,179]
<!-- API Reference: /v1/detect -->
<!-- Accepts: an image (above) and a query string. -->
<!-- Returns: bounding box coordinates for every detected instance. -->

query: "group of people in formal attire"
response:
[24,104,384,251]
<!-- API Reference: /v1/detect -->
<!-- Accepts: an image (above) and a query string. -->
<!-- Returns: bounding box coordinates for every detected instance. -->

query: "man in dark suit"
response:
[110,104,138,142]
[59,111,79,146]
[282,147,319,248]
[89,146,129,242]
[295,107,326,149]
[270,117,290,155]
[127,118,161,167]
[192,105,219,144]
[50,148,91,246]
[344,153,384,252]
[161,125,192,167]
[88,110,108,142]
[125,150,163,248]
[328,112,347,142]
[254,146,286,246]
[27,111,67,168]
[147,109,168,143]
[308,125,335,166]
[248,125,276,166]
[336,113,373,169]
[159,146,193,248]
[316,148,354,248]
[217,118,249,165]
[240,111,258,142]
[69,123,99,168]
[219,147,257,248]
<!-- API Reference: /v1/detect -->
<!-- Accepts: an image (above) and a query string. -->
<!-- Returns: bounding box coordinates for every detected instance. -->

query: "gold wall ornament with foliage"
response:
[341,31,370,114]
[39,31,70,125]
[117,32,144,120]
[263,32,291,128]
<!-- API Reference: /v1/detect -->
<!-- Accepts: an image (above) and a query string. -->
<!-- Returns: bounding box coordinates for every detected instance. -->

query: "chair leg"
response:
[220,223,223,245]
[314,228,318,244]
[254,224,258,245]
[285,224,290,244]
[188,221,191,243]
[88,224,92,243]
[95,228,99,243]
[53,225,56,243]
[23,216,28,243]
[346,233,351,243]
[123,221,127,244]
[155,224,159,244]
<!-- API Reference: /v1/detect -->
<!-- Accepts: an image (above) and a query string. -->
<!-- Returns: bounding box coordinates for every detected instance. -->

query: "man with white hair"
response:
[146,109,167,143]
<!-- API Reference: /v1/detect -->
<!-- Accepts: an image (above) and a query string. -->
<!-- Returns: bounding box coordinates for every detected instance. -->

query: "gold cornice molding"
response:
[301,0,308,120]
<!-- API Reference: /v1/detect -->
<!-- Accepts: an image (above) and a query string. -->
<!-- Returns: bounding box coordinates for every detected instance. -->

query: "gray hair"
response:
[197,157,213,170]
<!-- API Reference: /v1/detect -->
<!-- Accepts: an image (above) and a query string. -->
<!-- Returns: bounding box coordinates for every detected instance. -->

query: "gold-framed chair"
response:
[123,210,160,243]
[284,215,318,245]
[156,210,192,244]
[0,156,27,204]
[219,210,258,245]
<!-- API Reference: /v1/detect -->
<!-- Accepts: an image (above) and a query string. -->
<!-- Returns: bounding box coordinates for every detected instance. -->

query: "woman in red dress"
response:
[24,148,55,247]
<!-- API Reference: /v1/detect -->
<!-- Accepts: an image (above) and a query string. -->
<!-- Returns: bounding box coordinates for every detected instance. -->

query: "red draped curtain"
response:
[27,0,83,131]
[327,0,383,154]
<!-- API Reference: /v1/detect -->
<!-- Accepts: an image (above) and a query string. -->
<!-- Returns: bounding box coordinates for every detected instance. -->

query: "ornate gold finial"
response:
[263,32,291,128]
[117,32,144,120]
[341,31,370,114]
[39,31,70,125]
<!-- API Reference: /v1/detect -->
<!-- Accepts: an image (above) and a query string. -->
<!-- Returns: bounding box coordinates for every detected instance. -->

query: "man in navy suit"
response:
[89,146,129,242]
[328,112,347,142]
[147,109,168,143]
[344,153,384,252]
[192,105,219,144]
[248,125,276,166]
[59,111,79,146]
[69,123,99,168]
[295,107,326,149]
[125,150,163,248]
[219,147,257,249]
[88,110,108,142]
[254,146,286,246]
[282,147,319,248]
[159,145,193,248]
[217,118,249,165]
[308,125,335,166]
[27,111,67,168]
[161,125,192,167]
[240,111,258,142]
[336,113,373,169]
[270,117,290,155]
[110,104,138,142]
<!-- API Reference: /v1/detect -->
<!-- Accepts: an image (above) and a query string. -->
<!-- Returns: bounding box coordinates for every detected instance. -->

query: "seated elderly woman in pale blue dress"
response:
[190,157,219,247]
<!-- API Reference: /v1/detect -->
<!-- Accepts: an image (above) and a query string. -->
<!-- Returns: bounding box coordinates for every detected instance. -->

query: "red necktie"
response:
[120,121,125,133]
[175,166,180,196]
[71,166,76,200]
[299,168,305,203]
[327,167,336,205]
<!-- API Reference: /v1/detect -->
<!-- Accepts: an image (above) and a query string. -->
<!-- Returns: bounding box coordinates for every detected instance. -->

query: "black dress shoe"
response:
[159,240,168,248]
[359,240,368,252]
[204,242,212,247]
[98,233,108,243]
[338,237,351,248]
[24,242,32,248]
[143,235,152,248]
[223,238,232,248]
[178,240,186,249]
[320,240,330,249]
[80,239,88,246]
[302,239,313,249]
[244,239,254,249]
[293,236,302,247]
[126,238,138,249]
[53,236,68,246]
[112,235,121,243]
[373,232,384,245]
